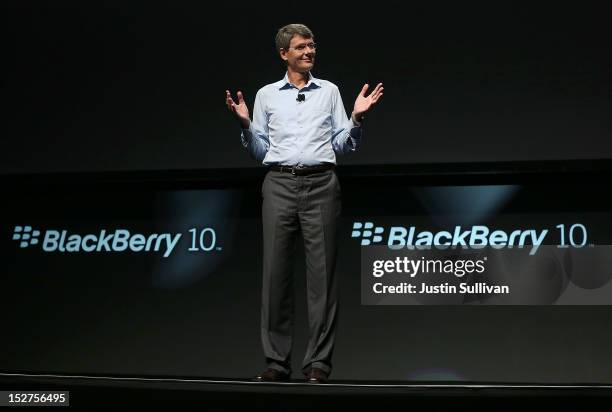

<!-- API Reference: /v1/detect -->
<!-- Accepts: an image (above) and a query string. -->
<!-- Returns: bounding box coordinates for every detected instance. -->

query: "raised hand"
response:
[225,90,250,128]
[352,83,383,119]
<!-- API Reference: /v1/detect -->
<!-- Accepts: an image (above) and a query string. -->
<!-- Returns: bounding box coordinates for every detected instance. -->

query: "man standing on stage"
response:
[225,23,383,383]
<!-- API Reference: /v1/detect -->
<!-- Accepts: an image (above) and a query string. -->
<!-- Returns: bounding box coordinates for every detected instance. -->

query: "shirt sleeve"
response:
[240,89,270,162]
[330,85,362,155]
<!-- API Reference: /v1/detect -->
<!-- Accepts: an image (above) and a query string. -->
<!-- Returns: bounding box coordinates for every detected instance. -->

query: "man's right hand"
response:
[226,90,251,129]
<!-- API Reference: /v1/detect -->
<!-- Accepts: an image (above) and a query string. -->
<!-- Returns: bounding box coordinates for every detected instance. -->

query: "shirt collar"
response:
[279,71,320,90]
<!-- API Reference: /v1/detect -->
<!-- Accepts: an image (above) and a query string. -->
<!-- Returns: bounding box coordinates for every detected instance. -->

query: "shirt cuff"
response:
[240,127,252,147]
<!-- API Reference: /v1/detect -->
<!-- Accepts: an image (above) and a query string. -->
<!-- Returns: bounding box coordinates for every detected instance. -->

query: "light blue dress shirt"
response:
[240,72,362,166]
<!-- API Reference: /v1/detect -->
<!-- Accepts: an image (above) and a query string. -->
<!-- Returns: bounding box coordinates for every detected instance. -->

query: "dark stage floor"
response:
[2,373,612,410]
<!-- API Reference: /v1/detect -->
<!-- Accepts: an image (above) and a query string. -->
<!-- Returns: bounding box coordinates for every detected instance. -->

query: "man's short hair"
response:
[275,24,314,52]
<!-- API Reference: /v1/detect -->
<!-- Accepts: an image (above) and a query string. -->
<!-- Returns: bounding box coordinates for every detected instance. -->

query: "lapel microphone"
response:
[296,93,305,102]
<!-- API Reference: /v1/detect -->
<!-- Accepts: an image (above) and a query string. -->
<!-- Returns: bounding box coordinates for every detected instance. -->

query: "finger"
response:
[372,92,383,103]
[370,83,383,97]
[225,90,235,107]
[237,90,245,104]
[359,83,369,97]
[372,87,384,100]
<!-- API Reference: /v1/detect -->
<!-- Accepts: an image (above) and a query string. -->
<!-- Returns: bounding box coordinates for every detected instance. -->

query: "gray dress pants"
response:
[260,168,341,377]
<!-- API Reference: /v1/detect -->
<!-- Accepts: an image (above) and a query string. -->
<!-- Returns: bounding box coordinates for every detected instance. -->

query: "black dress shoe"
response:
[305,368,329,384]
[252,368,290,382]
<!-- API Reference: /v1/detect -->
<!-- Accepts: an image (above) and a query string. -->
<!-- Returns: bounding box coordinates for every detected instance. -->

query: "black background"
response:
[2,2,611,173]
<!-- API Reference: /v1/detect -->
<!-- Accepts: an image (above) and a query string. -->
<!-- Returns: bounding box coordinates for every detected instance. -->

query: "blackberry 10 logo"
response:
[13,226,41,248]
[10,225,220,258]
[351,222,384,246]
[350,222,590,255]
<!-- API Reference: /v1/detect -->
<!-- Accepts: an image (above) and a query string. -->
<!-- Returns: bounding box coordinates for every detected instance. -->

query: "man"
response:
[225,23,383,383]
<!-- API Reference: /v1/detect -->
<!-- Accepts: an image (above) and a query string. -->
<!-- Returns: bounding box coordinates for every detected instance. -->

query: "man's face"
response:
[280,34,316,73]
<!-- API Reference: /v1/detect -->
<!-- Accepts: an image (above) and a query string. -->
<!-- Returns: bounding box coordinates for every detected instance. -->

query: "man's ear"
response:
[279,49,288,62]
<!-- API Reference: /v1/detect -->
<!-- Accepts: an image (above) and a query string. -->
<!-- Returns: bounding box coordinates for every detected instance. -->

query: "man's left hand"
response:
[352,82,384,121]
